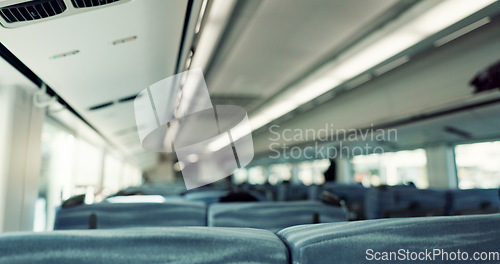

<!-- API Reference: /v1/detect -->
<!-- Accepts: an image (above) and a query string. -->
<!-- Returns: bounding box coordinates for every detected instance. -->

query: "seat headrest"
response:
[0,227,289,264]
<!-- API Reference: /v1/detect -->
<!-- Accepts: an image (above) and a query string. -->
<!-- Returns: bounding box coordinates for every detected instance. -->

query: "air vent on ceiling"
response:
[0,0,66,23]
[71,0,120,9]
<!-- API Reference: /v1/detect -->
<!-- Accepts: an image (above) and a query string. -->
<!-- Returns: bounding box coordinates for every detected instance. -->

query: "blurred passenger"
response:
[323,159,337,182]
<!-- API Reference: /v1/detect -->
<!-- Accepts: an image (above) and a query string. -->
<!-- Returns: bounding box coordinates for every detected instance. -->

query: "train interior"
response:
[0,0,499,263]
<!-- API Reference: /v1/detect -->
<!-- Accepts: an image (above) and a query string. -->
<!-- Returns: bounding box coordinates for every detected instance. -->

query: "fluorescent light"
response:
[373,56,410,76]
[195,0,209,34]
[434,17,491,47]
[207,132,232,152]
[250,101,297,130]
[344,73,373,90]
[290,77,341,105]
[331,32,421,81]
[411,0,496,35]
[229,122,252,142]
[190,0,236,71]
[207,120,253,152]
[246,0,497,132]
[185,56,192,69]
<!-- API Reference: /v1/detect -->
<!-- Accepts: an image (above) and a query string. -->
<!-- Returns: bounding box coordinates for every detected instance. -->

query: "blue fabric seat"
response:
[320,183,367,201]
[448,188,500,215]
[277,184,312,201]
[318,183,368,220]
[183,190,230,205]
[209,201,346,232]
[54,200,206,230]
[119,183,186,196]
[278,213,500,264]
[365,187,447,219]
[0,227,289,264]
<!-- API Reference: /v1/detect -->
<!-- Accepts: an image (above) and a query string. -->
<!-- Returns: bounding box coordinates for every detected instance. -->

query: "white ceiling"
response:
[1,0,499,170]
[207,0,398,106]
[0,0,189,169]
[0,0,406,170]
[251,15,500,155]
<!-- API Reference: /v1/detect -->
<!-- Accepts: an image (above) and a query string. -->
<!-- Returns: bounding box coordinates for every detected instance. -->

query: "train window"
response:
[73,139,103,196]
[297,160,328,186]
[268,163,292,185]
[122,164,142,189]
[36,120,76,231]
[232,169,248,185]
[102,153,122,196]
[455,141,500,189]
[247,166,266,185]
[352,149,428,188]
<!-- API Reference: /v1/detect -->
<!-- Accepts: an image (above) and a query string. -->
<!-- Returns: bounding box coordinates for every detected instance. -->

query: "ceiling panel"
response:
[207,0,398,101]
[251,18,500,154]
[0,0,188,169]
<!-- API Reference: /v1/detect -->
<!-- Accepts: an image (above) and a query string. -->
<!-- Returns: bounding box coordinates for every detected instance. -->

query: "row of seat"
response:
[54,200,208,229]
[2,213,499,263]
[55,184,499,232]
[364,187,500,219]
[312,183,500,219]
[117,183,500,220]
[54,200,347,232]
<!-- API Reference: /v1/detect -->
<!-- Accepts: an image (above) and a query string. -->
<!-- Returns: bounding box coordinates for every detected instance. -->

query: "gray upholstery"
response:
[209,201,346,232]
[278,214,500,264]
[365,187,447,219]
[318,183,368,220]
[277,185,312,201]
[449,188,500,215]
[120,183,186,196]
[320,183,367,201]
[0,227,289,264]
[183,190,230,205]
[54,201,206,230]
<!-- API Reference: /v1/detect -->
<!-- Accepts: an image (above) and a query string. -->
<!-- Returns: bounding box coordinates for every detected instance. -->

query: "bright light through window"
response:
[297,160,328,186]
[74,140,102,188]
[455,141,500,189]
[269,163,292,185]
[351,149,428,188]
[248,166,266,185]
[232,169,248,185]
[103,154,123,196]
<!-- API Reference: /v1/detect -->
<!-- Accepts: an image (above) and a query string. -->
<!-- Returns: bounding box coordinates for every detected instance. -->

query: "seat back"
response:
[320,183,368,220]
[449,188,500,215]
[54,201,206,230]
[321,183,367,201]
[118,183,186,196]
[209,201,346,232]
[0,227,289,264]
[277,184,312,201]
[365,187,447,219]
[278,214,500,264]
[183,190,230,205]
[387,188,447,217]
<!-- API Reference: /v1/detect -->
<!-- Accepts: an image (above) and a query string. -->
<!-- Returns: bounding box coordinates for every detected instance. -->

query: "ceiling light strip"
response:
[248,0,497,133]
[434,16,491,47]
[195,0,208,34]
[374,56,410,76]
